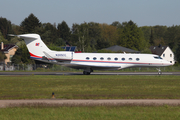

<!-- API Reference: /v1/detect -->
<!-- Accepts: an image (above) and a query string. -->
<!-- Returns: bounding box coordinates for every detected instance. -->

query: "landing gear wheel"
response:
[156,68,162,75]
[83,71,91,75]
[158,71,162,75]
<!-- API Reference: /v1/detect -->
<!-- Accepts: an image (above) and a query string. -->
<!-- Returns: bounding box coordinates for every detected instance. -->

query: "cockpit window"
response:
[154,56,162,59]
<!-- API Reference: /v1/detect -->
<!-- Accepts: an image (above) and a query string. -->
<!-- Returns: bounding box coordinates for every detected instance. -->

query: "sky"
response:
[0,0,180,28]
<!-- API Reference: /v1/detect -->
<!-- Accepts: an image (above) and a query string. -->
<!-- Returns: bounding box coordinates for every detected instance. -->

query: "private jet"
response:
[9,34,173,75]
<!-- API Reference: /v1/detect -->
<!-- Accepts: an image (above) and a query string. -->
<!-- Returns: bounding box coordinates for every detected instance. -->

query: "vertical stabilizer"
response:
[17,34,50,60]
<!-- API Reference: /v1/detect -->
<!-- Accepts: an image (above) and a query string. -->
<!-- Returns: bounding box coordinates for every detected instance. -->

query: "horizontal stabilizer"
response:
[8,34,16,37]
[8,34,38,39]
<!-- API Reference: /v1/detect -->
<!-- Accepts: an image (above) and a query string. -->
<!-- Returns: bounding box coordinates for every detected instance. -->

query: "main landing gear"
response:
[83,71,91,75]
[83,68,93,75]
[156,68,162,75]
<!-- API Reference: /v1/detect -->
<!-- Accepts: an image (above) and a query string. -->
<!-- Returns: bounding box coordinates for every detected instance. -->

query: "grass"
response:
[0,106,180,120]
[1,75,180,119]
[0,75,180,99]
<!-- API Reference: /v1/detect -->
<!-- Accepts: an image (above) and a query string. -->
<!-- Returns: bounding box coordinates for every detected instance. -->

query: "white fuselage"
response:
[47,51,172,70]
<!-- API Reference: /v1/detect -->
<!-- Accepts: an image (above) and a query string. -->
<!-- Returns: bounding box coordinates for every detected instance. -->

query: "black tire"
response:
[83,71,91,75]
[158,72,162,75]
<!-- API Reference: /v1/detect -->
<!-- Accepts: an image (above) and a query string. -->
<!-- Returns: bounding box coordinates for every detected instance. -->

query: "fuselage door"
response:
[71,52,73,59]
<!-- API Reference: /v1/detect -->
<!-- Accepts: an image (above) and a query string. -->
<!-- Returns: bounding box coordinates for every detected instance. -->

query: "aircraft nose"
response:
[170,61,175,65]
[164,60,173,66]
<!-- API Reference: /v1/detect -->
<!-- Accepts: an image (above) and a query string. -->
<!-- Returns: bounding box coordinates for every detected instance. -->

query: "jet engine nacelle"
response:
[49,51,73,61]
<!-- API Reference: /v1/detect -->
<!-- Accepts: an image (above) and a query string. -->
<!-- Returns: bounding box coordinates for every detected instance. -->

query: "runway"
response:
[0,99,180,108]
[0,71,180,75]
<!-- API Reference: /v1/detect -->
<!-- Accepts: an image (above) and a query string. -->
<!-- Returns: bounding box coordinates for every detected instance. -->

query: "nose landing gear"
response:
[156,68,162,75]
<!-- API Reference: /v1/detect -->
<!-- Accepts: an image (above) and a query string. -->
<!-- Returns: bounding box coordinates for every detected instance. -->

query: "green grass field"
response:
[0,75,180,99]
[1,106,180,120]
[1,75,180,119]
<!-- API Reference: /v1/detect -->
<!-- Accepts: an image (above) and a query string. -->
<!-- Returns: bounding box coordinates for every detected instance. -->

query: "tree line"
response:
[0,13,180,64]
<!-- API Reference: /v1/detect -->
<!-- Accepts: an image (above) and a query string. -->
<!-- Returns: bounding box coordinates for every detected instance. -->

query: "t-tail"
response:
[9,34,56,62]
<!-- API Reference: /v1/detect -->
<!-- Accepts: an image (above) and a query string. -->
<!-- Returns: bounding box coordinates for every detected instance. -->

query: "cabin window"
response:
[86,57,90,60]
[129,58,132,61]
[107,57,111,60]
[122,58,125,61]
[136,58,140,61]
[170,61,172,63]
[163,54,165,57]
[114,58,118,61]
[93,57,97,60]
[100,57,104,60]
[170,54,172,57]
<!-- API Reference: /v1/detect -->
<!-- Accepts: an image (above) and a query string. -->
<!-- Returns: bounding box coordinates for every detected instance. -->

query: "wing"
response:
[62,63,121,70]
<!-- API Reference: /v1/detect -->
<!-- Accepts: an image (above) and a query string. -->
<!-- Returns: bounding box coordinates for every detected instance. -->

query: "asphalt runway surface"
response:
[0,99,180,108]
[0,71,180,75]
